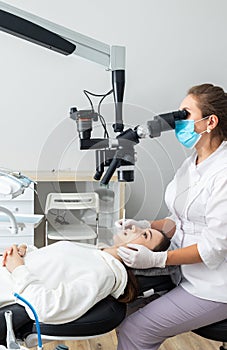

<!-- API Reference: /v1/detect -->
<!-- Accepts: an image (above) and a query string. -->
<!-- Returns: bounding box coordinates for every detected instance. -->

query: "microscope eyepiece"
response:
[172,109,189,120]
[147,109,189,138]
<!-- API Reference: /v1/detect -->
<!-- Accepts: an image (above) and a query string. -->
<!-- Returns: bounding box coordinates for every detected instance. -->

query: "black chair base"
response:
[1,276,226,349]
[34,297,126,337]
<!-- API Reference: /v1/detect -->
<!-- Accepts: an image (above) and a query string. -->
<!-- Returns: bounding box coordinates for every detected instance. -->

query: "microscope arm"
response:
[0,1,125,69]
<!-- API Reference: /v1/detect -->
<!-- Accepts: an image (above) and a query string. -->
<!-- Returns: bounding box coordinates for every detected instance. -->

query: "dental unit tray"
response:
[0,214,44,230]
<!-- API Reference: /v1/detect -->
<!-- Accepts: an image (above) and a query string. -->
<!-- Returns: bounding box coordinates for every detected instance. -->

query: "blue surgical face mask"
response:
[175,116,210,149]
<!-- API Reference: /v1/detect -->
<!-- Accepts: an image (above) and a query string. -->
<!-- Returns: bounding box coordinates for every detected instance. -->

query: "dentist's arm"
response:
[166,244,202,265]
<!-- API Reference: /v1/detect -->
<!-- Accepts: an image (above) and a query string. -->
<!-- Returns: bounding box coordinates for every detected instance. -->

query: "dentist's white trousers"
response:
[117,286,227,350]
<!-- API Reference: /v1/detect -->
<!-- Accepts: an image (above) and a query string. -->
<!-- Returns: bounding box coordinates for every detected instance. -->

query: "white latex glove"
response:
[117,243,168,269]
[115,218,150,230]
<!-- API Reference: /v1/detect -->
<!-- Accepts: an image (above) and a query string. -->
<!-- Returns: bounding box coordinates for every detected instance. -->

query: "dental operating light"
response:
[0,169,33,198]
[0,169,34,234]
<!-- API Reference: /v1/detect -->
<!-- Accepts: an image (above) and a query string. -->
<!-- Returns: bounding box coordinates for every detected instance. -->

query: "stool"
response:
[193,319,227,350]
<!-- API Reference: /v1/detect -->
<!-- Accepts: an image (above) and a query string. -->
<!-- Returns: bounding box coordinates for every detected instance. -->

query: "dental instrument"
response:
[122,209,126,232]
[4,311,20,349]
[4,310,28,350]
[14,294,42,350]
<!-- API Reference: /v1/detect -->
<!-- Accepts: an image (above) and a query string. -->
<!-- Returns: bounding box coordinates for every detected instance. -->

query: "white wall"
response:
[1,0,227,219]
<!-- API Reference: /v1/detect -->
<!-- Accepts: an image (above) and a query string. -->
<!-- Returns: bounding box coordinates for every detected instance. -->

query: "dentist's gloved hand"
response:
[117,244,168,269]
[115,219,150,230]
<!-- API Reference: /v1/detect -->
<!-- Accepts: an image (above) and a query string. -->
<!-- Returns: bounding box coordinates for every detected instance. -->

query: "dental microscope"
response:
[0,2,189,187]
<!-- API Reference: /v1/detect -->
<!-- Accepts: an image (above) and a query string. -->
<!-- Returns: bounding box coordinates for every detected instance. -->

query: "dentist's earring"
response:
[207,128,211,133]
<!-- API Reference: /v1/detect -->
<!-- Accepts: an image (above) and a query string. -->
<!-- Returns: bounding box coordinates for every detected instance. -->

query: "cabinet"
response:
[0,185,35,253]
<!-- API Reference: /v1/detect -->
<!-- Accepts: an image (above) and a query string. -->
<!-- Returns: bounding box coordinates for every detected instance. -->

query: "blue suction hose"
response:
[14,293,42,350]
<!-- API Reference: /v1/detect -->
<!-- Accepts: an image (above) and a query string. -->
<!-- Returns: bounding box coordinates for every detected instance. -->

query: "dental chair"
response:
[0,275,173,347]
[1,275,226,349]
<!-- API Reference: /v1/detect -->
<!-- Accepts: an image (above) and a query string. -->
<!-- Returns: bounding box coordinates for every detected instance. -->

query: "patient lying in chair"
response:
[1,226,170,325]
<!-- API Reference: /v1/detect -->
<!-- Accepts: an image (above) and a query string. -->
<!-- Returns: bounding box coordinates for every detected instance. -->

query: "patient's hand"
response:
[2,244,27,266]
[3,245,24,273]
[17,244,27,257]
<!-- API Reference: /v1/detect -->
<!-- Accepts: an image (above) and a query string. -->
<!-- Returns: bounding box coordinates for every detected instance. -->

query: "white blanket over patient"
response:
[0,241,127,324]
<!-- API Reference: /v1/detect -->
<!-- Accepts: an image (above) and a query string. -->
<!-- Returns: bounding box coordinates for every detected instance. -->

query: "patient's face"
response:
[114,225,163,250]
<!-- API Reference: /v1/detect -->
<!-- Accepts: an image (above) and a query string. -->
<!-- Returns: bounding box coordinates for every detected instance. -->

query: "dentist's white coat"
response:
[0,241,127,324]
[165,141,227,302]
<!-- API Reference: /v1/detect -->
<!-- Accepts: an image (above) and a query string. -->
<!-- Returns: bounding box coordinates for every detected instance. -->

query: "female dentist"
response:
[116,83,227,350]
